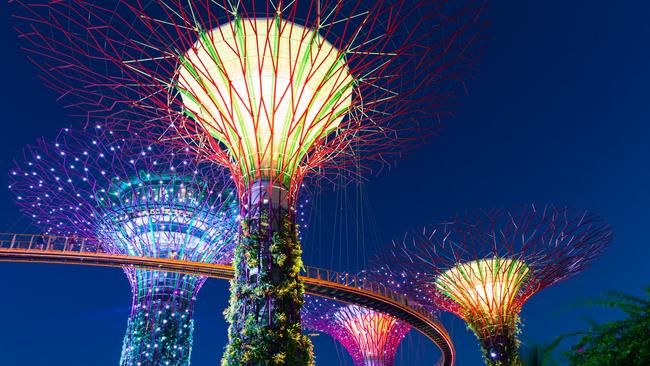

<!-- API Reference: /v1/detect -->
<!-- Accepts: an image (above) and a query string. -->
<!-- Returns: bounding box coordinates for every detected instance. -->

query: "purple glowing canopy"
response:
[9,126,239,265]
[302,294,411,366]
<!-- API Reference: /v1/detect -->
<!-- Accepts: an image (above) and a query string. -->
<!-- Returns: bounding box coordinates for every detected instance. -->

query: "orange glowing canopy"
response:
[436,257,530,325]
[178,16,354,186]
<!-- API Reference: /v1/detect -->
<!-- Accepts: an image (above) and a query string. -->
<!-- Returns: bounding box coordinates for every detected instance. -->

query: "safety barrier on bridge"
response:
[0,233,454,366]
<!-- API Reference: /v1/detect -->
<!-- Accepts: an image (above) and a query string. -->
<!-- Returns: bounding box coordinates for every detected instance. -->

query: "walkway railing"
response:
[301,266,444,328]
[0,233,453,366]
[2,233,102,252]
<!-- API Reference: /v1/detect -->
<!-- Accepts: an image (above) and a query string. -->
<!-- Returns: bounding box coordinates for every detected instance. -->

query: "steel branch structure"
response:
[0,233,455,366]
[389,204,612,366]
[8,128,239,366]
[303,295,410,366]
[12,0,486,191]
[12,1,486,363]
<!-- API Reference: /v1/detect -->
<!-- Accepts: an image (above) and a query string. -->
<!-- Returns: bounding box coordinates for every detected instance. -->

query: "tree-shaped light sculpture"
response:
[9,128,239,366]
[12,1,485,363]
[302,295,410,366]
[390,205,611,366]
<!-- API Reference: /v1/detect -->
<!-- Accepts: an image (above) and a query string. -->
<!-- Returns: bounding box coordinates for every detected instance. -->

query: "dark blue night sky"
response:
[1,1,649,365]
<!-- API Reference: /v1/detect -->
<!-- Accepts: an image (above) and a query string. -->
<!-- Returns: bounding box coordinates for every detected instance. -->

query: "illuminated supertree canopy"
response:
[302,295,411,366]
[389,204,612,366]
[12,1,486,363]
[8,127,239,366]
[12,0,486,191]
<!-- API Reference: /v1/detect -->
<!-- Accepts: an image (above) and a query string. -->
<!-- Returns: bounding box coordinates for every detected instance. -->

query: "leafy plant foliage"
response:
[564,287,649,366]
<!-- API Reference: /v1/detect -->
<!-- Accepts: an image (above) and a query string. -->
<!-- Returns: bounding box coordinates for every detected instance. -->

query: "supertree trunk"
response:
[120,270,203,366]
[473,323,523,366]
[223,182,313,366]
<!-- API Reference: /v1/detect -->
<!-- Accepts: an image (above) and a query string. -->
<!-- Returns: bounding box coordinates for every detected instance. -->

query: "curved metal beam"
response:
[0,233,454,365]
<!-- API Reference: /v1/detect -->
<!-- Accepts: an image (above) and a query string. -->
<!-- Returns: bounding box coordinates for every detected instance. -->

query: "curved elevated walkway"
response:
[0,233,454,365]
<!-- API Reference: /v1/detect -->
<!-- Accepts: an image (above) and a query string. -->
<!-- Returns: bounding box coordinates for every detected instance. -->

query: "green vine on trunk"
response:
[223,208,314,365]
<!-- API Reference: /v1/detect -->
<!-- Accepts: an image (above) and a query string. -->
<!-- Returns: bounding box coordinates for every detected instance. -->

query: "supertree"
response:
[388,205,612,366]
[12,1,486,363]
[8,127,239,366]
[302,295,411,366]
